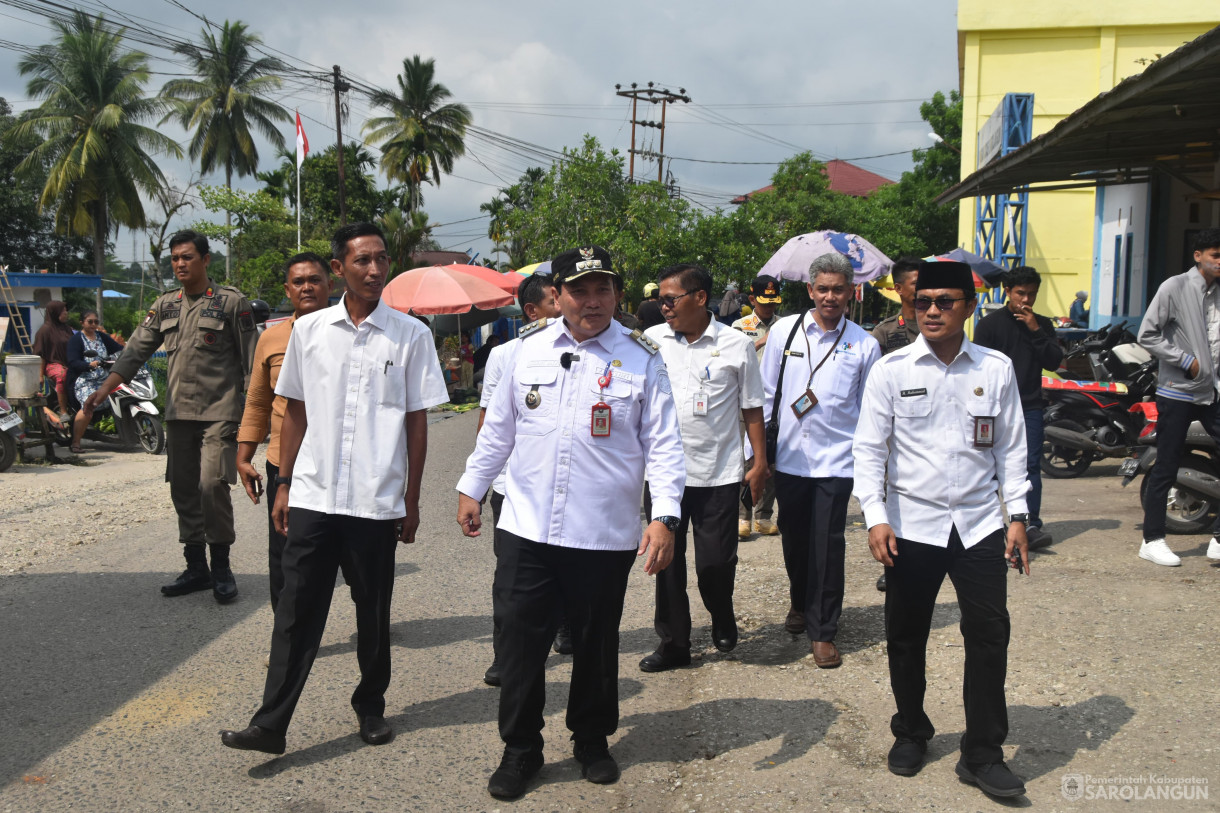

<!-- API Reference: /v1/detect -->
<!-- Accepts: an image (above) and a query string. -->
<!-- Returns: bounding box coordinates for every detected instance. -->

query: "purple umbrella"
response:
[758,231,892,285]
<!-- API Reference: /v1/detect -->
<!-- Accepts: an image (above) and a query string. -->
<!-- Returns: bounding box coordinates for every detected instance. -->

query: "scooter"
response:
[0,395,25,472]
[68,353,165,454]
[1040,357,1157,478]
[1119,415,1220,534]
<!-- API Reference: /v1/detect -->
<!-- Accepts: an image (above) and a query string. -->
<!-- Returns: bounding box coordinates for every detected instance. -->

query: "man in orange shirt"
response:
[236,253,333,610]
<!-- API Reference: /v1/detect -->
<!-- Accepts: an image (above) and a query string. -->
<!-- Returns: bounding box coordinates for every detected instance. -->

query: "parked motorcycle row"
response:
[1040,321,1220,533]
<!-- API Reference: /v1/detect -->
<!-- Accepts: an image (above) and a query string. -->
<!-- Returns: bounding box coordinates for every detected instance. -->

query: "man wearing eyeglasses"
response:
[973,265,1063,551]
[639,263,768,672]
[759,252,880,669]
[853,260,1030,798]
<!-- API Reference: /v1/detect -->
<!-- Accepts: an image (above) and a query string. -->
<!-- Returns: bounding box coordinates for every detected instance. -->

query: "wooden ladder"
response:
[0,265,34,353]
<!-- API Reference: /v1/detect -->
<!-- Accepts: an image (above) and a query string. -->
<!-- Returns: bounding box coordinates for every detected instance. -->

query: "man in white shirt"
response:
[477,270,563,686]
[760,253,880,669]
[641,263,767,671]
[853,260,1030,798]
[220,223,448,756]
[457,245,685,800]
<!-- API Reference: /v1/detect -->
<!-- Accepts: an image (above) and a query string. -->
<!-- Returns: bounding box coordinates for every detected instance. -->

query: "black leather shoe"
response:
[211,565,238,603]
[574,742,620,784]
[483,659,502,687]
[712,616,738,652]
[887,737,926,776]
[639,649,692,673]
[1025,526,1054,550]
[487,749,543,799]
[955,758,1027,797]
[161,567,212,597]
[876,572,887,592]
[784,607,805,634]
[220,725,285,755]
[553,623,574,655]
[358,715,393,745]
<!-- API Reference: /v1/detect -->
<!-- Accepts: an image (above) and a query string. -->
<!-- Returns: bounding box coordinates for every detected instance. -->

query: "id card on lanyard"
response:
[592,361,612,437]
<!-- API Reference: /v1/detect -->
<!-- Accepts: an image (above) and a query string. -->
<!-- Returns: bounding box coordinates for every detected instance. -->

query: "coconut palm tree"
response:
[364,56,471,211]
[14,11,181,280]
[160,20,291,281]
[379,207,433,275]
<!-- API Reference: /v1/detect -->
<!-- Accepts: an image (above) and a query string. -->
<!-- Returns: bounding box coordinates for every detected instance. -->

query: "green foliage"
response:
[259,142,399,236]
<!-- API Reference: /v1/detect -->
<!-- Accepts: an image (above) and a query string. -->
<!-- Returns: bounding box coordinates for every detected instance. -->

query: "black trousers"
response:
[265,461,286,611]
[489,490,505,658]
[252,508,398,734]
[774,473,853,642]
[885,528,1010,765]
[1143,396,1220,540]
[494,530,635,756]
[653,483,739,655]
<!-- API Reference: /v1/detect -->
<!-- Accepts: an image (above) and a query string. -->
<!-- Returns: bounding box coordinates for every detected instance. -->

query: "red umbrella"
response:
[382,265,514,315]
[443,263,525,294]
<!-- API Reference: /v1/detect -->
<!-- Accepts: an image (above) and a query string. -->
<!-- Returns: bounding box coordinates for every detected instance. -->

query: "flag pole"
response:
[296,158,301,249]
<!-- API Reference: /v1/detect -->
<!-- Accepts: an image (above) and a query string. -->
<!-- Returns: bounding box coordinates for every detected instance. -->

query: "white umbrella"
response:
[759,231,892,285]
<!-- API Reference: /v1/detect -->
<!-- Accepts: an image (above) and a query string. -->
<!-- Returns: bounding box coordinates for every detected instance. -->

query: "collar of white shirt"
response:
[552,318,620,353]
[656,312,720,346]
[804,311,846,338]
[906,333,985,368]
[327,293,390,330]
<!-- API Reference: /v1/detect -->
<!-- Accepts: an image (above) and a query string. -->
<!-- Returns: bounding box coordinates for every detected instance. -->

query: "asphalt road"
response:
[1,410,1217,812]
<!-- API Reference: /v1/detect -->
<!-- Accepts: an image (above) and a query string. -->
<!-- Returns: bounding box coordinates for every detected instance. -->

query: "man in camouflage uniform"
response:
[732,275,782,537]
[867,257,921,592]
[85,230,258,602]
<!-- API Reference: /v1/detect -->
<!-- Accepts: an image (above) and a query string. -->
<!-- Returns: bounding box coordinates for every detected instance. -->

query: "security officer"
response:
[853,260,1030,798]
[732,275,782,538]
[86,230,257,602]
[457,245,686,801]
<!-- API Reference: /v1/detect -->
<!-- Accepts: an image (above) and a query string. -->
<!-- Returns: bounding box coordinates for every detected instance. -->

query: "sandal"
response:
[43,407,66,431]
[70,444,84,454]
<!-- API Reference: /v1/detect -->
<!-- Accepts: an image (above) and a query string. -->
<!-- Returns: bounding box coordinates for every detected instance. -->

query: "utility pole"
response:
[614,83,691,182]
[333,65,351,225]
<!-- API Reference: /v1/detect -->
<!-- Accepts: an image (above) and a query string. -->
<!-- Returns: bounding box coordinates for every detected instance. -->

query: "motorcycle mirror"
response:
[84,350,98,358]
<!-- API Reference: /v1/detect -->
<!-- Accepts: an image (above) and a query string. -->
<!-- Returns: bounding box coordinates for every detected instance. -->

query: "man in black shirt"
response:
[973,266,1063,550]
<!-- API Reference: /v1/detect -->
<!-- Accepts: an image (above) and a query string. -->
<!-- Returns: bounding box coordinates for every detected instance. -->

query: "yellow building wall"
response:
[955,2,1218,319]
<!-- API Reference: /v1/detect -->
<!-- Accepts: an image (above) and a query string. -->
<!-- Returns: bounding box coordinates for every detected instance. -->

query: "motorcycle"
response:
[1119,414,1220,534]
[1057,321,1142,381]
[1040,357,1157,478]
[67,353,165,455]
[0,395,25,472]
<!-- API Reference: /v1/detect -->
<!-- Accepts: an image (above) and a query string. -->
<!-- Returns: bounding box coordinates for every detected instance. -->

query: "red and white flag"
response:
[295,111,309,168]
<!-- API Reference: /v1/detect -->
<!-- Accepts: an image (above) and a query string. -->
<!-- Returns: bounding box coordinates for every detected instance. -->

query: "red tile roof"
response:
[731,159,895,204]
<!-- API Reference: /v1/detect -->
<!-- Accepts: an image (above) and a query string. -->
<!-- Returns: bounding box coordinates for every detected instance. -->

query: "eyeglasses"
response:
[913,296,970,312]
[84,319,99,325]
[659,291,696,309]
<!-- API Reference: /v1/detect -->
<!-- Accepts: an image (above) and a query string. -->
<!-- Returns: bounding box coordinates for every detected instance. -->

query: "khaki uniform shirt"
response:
[731,311,776,362]
[872,312,920,356]
[237,316,294,466]
[113,280,257,421]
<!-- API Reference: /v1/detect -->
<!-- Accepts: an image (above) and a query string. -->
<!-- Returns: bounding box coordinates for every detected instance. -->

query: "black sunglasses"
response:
[913,296,970,312]
[659,291,696,309]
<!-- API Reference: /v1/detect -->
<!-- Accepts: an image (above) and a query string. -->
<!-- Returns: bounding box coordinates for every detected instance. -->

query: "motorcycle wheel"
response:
[0,432,16,473]
[1040,418,1095,478]
[1139,454,1217,534]
[135,413,165,455]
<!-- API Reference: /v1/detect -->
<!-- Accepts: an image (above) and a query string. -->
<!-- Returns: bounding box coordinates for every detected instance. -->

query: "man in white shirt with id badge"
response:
[853,260,1031,798]
[759,252,880,670]
[641,263,768,672]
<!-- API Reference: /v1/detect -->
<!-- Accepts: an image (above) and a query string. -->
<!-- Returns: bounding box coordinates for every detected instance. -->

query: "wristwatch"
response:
[274,475,292,487]
[655,516,681,532]
[1008,513,1029,525]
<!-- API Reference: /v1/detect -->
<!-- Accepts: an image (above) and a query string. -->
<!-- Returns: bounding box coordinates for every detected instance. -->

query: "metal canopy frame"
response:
[940,25,1220,204]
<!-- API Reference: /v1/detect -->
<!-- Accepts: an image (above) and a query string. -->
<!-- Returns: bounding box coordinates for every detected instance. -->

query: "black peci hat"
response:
[551,245,618,285]
[916,261,975,296]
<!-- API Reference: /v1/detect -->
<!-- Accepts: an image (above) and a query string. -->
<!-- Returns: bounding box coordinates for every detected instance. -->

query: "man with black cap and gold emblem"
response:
[852,260,1031,799]
[732,274,782,538]
[457,244,686,801]
[85,230,257,602]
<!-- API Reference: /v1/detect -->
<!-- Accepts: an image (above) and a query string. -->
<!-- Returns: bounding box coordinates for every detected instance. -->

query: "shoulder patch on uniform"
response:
[141,309,156,327]
[518,318,549,338]
[630,328,659,355]
[239,310,255,332]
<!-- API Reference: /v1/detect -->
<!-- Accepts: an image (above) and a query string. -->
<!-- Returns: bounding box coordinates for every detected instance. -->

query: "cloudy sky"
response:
[0,0,961,264]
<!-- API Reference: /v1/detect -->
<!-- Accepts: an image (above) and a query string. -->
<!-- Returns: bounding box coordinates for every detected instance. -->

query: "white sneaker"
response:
[1139,539,1181,567]
[1207,538,1220,560]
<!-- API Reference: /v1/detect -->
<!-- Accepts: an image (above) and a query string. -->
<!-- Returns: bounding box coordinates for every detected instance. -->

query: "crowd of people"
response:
[61,223,1220,804]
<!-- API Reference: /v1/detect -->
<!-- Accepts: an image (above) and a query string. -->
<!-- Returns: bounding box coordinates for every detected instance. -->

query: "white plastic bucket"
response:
[4,354,42,398]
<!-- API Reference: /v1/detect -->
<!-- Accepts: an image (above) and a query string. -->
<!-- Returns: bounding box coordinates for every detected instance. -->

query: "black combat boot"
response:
[209,544,239,604]
[161,544,212,596]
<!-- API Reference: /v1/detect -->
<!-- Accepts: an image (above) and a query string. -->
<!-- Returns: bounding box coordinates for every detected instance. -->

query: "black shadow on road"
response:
[1043,518,1121,545]
[0,570,265,785]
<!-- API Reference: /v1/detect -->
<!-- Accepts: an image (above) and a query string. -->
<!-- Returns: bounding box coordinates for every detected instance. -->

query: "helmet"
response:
[250,299,271,325]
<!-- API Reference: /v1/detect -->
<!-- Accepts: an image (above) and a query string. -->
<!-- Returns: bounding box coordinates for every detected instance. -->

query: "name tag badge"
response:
[693,389,709,416]
[973,416,995,447]
[790,389,817,418]
[591,402,612,437]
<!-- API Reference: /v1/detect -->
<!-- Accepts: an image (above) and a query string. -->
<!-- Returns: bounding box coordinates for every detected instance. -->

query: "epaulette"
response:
[629,328,659,355]
[518,318,549,338]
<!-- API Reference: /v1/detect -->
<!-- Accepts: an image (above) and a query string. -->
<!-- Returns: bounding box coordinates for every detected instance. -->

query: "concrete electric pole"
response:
[614,83,691,183]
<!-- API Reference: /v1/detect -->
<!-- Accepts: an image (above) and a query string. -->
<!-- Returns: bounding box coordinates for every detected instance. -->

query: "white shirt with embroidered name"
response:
[646,317,764,487]
[457,318,686,551]
[759,312,880,478]
[851,334,1030,548]
[479,339,521,496]
[276,296,449,520]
